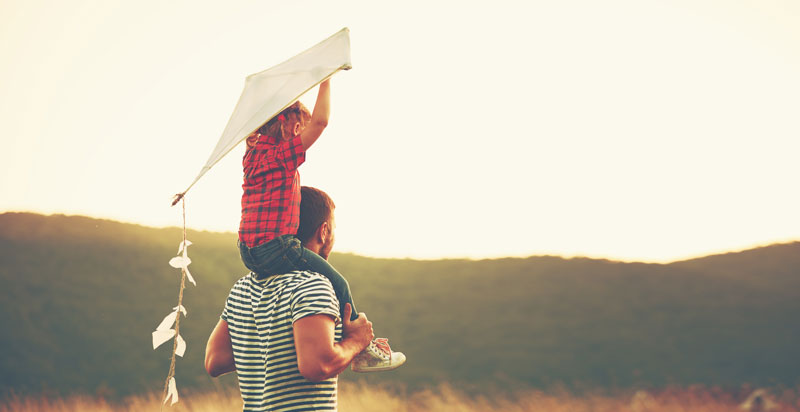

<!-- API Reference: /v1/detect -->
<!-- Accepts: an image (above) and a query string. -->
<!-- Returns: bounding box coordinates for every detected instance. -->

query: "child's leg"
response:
[280,236,358,321]
[297,246,359,321]
[239,235,305,278]
[240,235,358,321]
[270,239,406,372]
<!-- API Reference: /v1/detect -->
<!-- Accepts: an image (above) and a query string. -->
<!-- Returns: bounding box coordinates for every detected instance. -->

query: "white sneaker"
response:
[351,338,406,373]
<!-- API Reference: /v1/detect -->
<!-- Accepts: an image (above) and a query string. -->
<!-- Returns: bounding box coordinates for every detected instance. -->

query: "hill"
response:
[0,212,798,398]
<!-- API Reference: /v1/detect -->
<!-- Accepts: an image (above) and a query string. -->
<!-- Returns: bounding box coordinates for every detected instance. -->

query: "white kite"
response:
[172,27,352,204]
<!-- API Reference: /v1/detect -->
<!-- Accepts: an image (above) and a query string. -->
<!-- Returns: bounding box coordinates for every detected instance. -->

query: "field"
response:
[2,383,799,412]
[2,214,799,409]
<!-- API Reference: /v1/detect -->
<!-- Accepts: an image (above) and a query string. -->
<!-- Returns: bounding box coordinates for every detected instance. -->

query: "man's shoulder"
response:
[229,271,330,288]
[226,271,335,304]
[282,271,340,325]
[225,271,336,310]
[272,270,334,290]
[227,273,251,292]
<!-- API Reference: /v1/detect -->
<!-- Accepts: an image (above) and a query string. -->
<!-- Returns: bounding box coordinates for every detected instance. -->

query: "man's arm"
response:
[299,79,330,151]
[294,303,373,382]
[204,319,236,377]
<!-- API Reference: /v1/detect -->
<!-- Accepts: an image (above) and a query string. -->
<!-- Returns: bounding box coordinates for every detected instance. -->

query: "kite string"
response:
[161,197,188,409]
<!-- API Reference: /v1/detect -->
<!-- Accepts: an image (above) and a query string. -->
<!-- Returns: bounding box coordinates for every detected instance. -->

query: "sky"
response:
[1,0,798,263]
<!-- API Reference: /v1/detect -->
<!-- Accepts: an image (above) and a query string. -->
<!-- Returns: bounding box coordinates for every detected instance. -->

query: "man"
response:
[205,186,375,411]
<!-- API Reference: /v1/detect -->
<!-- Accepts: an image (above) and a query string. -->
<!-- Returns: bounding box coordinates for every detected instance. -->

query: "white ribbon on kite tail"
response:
[172,27,352,205]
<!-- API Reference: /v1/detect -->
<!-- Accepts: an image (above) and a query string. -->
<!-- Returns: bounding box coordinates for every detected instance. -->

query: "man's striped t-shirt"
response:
[222,271,342,412]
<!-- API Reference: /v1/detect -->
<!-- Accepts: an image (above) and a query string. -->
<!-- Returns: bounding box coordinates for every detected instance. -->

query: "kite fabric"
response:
[173,27,352,204]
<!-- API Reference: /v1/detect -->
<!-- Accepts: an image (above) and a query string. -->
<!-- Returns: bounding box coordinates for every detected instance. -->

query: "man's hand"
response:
[294,303,373,382]
[341,303,373,352]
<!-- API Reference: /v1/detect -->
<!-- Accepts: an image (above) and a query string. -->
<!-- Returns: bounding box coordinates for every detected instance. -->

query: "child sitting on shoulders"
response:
[238,79,404,372]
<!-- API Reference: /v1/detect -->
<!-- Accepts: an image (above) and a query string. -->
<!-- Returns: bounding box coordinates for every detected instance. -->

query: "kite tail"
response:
[171,192,185,207]
[161,196,189,409]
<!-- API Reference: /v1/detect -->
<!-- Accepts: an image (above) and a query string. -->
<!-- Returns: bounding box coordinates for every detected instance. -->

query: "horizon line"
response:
[2,209,798,265]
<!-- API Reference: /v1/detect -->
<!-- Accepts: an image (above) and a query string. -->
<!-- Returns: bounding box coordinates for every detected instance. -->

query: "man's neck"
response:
[303,241,322,257]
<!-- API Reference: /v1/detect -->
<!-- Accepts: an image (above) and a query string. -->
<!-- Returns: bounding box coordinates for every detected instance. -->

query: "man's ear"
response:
[317,222,329,243]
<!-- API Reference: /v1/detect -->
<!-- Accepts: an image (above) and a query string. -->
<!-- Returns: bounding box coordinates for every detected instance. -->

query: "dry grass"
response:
[3,383,799,412]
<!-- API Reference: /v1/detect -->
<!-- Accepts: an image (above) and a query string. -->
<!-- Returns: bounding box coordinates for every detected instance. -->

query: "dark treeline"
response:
[0,212,798,398]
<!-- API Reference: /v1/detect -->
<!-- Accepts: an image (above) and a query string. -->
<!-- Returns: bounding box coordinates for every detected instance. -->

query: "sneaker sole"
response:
[352,355,407,373]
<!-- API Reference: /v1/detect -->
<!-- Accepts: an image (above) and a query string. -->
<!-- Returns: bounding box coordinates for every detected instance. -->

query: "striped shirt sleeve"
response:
[221,285,233,322]
[220,277,247,322]
[290,275,341,325]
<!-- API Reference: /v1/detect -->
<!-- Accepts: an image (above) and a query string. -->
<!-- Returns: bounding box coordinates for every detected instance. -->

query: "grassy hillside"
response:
[0,212,798,398]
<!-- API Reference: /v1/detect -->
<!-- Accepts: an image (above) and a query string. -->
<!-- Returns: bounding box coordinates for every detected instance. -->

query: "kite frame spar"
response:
[172,27,352,205]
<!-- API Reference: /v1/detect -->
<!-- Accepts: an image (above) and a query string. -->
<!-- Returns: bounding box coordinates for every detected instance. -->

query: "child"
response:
[238,79,405,372]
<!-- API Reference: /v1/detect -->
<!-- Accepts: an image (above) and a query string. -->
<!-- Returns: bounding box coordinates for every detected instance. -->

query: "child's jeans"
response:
[238,234,358,321]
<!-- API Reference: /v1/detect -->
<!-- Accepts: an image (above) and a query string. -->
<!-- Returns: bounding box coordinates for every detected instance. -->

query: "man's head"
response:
[297,186,336,259]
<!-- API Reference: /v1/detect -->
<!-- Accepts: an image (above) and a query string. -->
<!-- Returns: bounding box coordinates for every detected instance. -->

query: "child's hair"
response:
[258,101,312,140]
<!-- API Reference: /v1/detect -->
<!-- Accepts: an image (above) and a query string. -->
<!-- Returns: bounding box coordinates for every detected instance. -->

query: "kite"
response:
[173,27,352,204]
[156,28,352,405]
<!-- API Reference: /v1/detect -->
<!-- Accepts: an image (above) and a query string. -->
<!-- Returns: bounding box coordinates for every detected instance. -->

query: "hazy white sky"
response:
[1,0,798,262]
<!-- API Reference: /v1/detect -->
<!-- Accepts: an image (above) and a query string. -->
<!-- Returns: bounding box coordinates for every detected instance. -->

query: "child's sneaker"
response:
[351,338,406,372]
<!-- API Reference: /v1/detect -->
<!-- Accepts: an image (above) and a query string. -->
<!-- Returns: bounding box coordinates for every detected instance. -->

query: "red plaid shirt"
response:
[239,133,306,247]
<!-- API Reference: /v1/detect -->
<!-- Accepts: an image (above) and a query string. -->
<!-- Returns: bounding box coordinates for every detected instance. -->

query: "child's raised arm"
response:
[299,79,331,151]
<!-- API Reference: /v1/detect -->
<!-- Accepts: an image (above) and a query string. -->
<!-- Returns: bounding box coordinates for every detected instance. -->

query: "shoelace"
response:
[373,338,391,355]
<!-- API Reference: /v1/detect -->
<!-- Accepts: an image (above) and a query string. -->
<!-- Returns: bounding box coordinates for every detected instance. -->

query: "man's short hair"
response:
[296,186,335,244]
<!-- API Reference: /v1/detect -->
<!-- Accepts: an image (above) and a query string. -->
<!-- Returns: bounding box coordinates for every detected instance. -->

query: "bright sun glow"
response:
[1,0,798,262]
